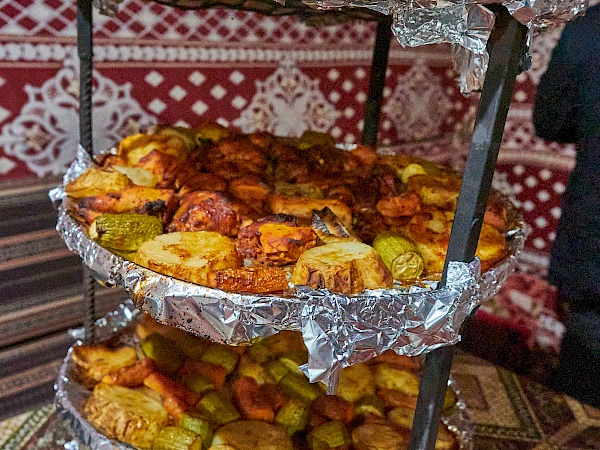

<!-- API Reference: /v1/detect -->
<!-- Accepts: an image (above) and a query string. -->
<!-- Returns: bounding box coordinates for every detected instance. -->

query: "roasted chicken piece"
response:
[406,174,462,210]
[237,215,318,266]
[376,192,422,219]
[167,191,241,237]
[76,186,177,225]
[133,149,196,190]
[397,207,508,276]
[209,136,268,175]
[177,172,228,195]
[228,175,272,214]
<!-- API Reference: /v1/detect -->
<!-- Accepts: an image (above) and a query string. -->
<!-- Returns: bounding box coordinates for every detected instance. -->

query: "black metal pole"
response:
[77,0,93,157]
[407,6,528,450]
[77,0,96,343]
[362,15,393,146]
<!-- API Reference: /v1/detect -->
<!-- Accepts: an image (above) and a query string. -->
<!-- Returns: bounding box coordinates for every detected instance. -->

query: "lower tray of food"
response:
[56,304,473,450]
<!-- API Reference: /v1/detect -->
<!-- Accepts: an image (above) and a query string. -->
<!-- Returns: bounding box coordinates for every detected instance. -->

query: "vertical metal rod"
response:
[407,6,528,450]
[362,15,393,146]
[77,0,96,342]
[77,0,93,156]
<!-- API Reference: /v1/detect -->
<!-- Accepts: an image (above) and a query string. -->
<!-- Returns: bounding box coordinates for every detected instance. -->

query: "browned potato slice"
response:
[65,167,131,198]
[351,423,406,450]
[135,231,241,286]
[270,194,352,227]
[84,383,168,449]
[71,345,138,382]
[291,241,393,294]
[209,420,293,450]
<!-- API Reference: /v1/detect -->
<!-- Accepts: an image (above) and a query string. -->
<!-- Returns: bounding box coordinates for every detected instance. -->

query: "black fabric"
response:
[533,5,600,301]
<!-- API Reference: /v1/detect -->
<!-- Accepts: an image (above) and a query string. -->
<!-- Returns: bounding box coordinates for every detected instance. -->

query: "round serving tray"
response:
[54,301,474,450]
[51,145,526,388]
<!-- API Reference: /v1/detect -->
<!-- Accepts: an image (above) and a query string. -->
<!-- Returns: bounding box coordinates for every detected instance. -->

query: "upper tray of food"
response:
[52,123,525,388]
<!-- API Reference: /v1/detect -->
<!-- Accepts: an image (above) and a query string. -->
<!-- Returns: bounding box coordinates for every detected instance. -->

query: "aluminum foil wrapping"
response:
[53,147,526,391]
[54,300,474,450]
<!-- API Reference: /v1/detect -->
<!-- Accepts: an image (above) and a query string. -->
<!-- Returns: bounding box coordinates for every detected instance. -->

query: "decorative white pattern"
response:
[0,156,15,174]
[528,27,563,85]
[233,58,340,137]
[383,59,453,142]
[0,51,155,176]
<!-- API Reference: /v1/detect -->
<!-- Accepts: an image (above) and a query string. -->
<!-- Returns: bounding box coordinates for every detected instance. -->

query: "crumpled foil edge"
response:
[54,301,474,450]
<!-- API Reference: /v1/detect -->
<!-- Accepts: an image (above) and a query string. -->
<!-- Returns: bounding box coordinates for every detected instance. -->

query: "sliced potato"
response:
[135,231,241,286]
[336,363,375,403]
[351,423,406,450]
[270,194,352,227]
[209,420,293,450]
[71,345,138,382]
[113,165,159,187]
[65,167,131,199]
[84,383,168,450]
[291,241,393,294]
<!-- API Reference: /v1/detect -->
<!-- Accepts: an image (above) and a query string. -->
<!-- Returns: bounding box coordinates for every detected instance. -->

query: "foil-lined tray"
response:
[54,301,475,450]
[51,145,526,391]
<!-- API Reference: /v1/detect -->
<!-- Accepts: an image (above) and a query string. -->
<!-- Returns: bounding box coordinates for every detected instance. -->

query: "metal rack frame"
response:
[74,1,527,448]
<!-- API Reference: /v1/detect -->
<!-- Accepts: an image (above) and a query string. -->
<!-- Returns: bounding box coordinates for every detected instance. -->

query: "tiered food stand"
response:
[70,0,536,448]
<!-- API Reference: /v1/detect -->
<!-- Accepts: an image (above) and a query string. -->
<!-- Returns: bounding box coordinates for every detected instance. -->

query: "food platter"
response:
[55,301,474,450]
[51,126,526,389]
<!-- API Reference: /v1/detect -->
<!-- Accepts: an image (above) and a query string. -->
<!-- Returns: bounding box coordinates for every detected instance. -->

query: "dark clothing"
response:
[533,5,600,409]
[533,5,600,307]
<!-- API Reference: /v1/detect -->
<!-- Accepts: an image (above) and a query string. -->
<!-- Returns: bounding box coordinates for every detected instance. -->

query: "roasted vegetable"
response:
[197,391,240,426]
[279,372,322,404]
[275,399,310,435]
[400,163,427,185]
[200,344,239,374]
[89,213,163,252]
[135,231,241,286]
[84,383,169,450]
[372,231,424,281]
[152,426,203,450]
[291,241,393,294]
[178,412,213,449]
[354,394,386,418]
[307,420,352,450]
[113,165,159,187]
[141,332,184,374]
[336,363,375,403]
[275,181,324,199]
